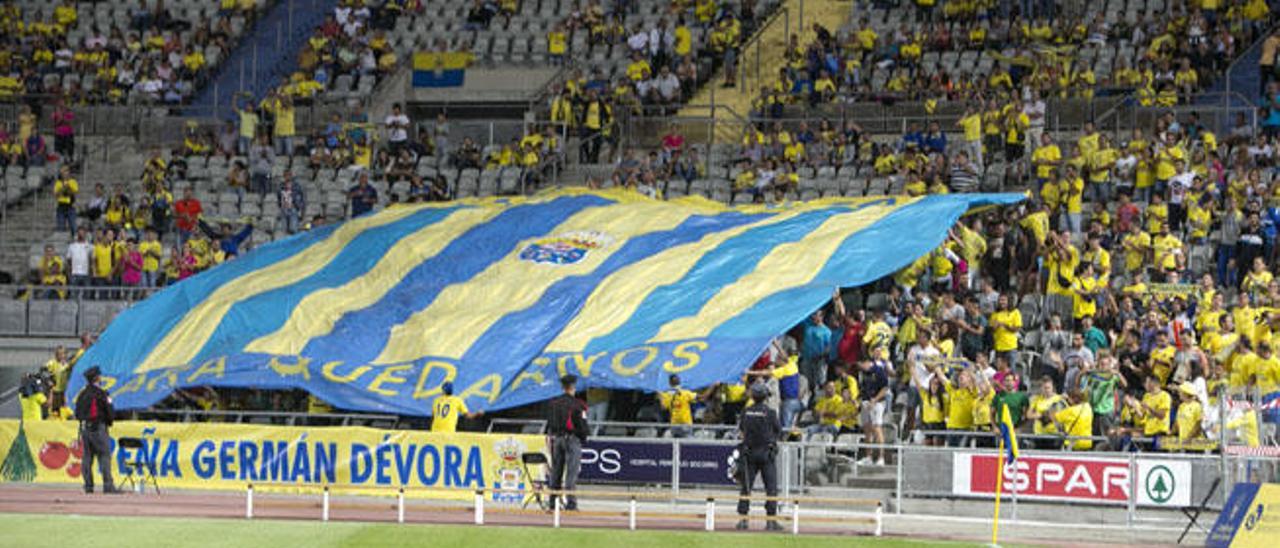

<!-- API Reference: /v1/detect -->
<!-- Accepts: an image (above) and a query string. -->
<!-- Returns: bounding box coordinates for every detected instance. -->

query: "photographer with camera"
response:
[18,371,51,422]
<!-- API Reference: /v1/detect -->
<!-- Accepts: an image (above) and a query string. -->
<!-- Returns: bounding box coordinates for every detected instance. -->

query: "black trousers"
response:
[737,450,777,516]
[548,434,581,509]
[80,423,114,493]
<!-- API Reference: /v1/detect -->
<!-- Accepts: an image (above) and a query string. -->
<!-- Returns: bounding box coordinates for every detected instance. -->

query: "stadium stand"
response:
[2,0,1278,472]
[0,0,267,104]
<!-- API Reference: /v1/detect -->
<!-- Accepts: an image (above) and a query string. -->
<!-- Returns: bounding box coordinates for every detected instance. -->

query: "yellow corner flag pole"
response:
[991,438,1005,547]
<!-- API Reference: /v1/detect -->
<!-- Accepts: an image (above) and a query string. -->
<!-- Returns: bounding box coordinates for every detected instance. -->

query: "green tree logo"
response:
[1144,465,1175,504]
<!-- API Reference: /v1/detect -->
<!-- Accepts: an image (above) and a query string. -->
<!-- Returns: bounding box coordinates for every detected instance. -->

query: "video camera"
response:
[18,369,52,398]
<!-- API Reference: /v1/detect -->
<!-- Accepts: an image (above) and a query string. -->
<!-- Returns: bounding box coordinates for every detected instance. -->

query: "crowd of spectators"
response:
[0,0,263,104]
[751,0,1269,112]
[9,1,1280,458]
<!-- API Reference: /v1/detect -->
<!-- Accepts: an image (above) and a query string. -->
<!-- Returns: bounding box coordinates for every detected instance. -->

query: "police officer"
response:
[74,366,120,494]
[737,382,783,531]
[546,374,588,511]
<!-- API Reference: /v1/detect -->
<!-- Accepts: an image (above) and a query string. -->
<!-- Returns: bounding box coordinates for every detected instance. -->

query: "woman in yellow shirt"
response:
[941,367,978,446]
[910,360,947,446]
[1243,256,1273,297]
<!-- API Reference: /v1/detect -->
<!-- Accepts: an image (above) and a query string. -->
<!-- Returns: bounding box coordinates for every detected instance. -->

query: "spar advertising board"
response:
[951,452,1193,507]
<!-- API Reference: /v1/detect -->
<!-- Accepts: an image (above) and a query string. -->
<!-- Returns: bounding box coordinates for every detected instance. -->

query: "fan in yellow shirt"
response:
[659,374,699,429]
[809,382,845,435]
[430,382,483,433]
[1027,377,1066,436]
[1125,377,1171,438]
[1054,390,1094,450]
[941,367,978,431]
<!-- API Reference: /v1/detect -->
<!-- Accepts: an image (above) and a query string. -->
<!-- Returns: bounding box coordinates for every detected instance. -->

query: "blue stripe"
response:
[187,206,466,366]
[72,222,340,380]
[710,195,1023,338]
[460,211,768,369]
[584,207,850,353]
[300,194,612,365]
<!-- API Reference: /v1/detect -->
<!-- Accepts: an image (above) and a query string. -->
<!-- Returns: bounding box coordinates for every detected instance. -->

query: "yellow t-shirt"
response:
[1123,231,1151,272]
[1139,391,1172,436]
[1176,400,1203,443]
[139,241,162,272]
[92,242,114,278]
[989,310,1022,351]
[972,390,995,428]
[1031,394,1064,434]
[943,380,977,430]
[20,392,46,422]
[959,114,982,142]
[1055,403,1094,450]
[660,388,697,425]
[815,394,844,428]
[431,395,470,433]
[919,388,945,424]
[1033,144,1061,179]
[44,358,70,392]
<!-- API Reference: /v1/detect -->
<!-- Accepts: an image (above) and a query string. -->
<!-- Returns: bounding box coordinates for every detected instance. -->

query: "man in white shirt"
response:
[1023,91,1046,157]
[66,228,92,289]
[627,27,648,53]
[655,67,682,104]
[1167,161,1196,233]
[384,103,411,155]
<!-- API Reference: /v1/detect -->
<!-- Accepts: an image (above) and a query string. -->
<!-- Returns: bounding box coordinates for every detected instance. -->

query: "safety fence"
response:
[241,483,883,536]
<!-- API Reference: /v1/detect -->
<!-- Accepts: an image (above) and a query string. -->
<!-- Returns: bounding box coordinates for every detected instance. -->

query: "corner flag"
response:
[998,404,1019,462]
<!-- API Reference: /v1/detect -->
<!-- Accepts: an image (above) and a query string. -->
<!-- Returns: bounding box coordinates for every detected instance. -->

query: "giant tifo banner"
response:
[0,420,543,503]
[68,189,1023,416]
[1207,483,1280,547]
[952,452,1193,507]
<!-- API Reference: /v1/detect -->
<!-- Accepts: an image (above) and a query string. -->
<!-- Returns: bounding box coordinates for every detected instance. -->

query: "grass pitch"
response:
[0,513,972,547]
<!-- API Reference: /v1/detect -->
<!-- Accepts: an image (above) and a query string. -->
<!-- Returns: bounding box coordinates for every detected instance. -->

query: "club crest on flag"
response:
[519,231,613,265]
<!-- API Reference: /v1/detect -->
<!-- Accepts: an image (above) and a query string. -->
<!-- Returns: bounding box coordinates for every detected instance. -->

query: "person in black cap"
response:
[737,381,782,530]
[74,366,120,494]
[546,374,588,510]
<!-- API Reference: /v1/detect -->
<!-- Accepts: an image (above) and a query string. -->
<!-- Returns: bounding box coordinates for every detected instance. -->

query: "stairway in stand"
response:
[678,0,853,143]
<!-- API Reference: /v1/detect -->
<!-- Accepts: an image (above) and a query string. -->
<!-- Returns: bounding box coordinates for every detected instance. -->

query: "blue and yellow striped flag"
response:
[68,189,1021,416]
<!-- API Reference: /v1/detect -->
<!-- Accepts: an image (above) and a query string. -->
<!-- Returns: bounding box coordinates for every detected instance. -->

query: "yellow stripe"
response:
[650,200,905,342]
[542,209,812,352]
[373,203,696,363]
[135,205,431,373]
[243,207,501,356]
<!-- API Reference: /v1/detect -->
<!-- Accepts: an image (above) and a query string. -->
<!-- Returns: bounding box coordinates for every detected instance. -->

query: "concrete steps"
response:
[679,0,854,143]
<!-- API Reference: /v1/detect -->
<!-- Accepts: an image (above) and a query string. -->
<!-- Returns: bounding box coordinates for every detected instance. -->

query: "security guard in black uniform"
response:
[74,366,120,494]
[546,374,588,511]
[737,382,782,530]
